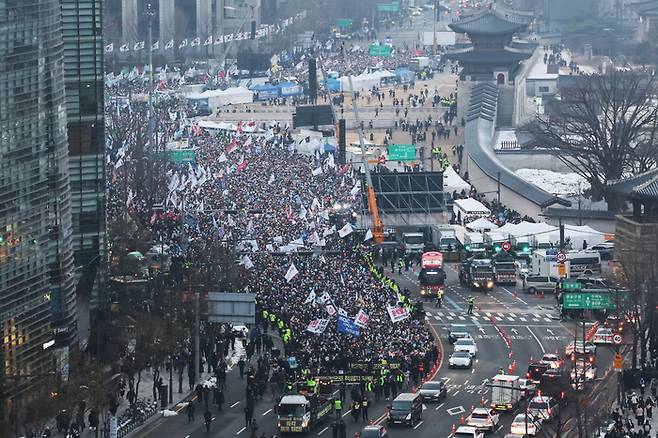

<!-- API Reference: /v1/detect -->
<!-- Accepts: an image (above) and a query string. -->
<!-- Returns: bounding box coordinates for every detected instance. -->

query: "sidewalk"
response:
[600,386,658,438]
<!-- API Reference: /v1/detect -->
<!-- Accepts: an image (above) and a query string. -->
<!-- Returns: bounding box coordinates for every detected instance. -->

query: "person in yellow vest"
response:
[307,377,317,393]
[334,398,343,419]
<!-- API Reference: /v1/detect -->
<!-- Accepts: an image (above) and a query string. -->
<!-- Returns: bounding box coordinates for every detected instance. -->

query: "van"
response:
[523,275,558,294]
[387,393,422,426]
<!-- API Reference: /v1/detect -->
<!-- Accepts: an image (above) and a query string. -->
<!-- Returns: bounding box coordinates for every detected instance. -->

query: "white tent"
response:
[466,217,499,232]
[443,166,471,192]
[191,86,254,108]
[339,71,394,92]
[546,224,605,249]
[453,198,490,220]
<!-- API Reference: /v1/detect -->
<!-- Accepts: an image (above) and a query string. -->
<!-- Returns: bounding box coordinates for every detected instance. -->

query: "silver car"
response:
[449,351,473,368]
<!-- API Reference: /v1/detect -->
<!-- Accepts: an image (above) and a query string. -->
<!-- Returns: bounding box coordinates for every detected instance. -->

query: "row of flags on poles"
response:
[104,10,307,54]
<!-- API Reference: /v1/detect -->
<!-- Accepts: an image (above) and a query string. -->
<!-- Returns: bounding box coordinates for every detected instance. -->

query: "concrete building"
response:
[630,0,658,42]
[61,0,107,326]
[0,0,77,408]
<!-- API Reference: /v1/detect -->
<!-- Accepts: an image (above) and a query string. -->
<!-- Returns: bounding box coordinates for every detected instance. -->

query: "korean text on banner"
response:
[337,315,361,337]
[354,310,370,328]
[387,305,410,323]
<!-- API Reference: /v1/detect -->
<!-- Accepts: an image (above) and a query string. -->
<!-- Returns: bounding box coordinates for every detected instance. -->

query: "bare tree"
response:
[530,70,658,211]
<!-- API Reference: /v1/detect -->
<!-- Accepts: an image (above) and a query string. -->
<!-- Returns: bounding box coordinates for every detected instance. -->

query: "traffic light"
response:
[465,244,472,252]
[520,243,530,253]
[494,244,501,253]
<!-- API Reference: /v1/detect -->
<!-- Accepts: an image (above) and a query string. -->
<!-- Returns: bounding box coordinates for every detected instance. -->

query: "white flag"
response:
[364,229,373,241]
[354,310,370,328]
[322,225,336,237]
[240,255,254,269]
[227,215,236,227]
[311,197,321,211]
[387,305,410,323]
[285,263,299,282]
[217,152,228,163]
[299,205,307,219]
[309,231,320,245]
[338,223,354,238]
[268,174,275,185]
[104,43,114,53]
[304,290,316,304]
[350,183,361,196]
[311,166,323,176]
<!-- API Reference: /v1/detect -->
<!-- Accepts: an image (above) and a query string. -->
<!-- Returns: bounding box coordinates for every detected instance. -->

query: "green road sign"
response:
[158,149,196,163]
[387,144,416,161]
[377,2,400,12]
[337,19,353,28]
[369,44,392,57]
[562,280,582,291]
[563,293,615,310]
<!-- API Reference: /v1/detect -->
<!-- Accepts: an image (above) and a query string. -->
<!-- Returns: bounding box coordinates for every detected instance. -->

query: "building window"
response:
[539,86,549,93]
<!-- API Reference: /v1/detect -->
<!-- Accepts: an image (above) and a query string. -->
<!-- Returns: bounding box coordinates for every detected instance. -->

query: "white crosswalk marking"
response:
[485,312,492,317]
[506,315,515,321]
[458,315,466,321]
[472,312,480,317]
[533,313,542,319]
[446,315,454,320]
[544,318,552,322]
[449,312,457,317]
[497,313,505,318]
[434,315,441,321]
[519,317,527,322]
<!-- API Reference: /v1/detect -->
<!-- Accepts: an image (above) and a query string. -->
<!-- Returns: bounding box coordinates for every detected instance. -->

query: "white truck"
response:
[430,225,458,251]
[490,375,522,411]
[402,232,425,253]
[409,56,430,71]
[532,249,568,278]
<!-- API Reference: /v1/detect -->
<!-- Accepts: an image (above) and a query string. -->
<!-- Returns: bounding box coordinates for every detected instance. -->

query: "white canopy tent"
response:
[189,86,254,108]
[466,217,499,232]
[453,198,490,224]
[339,71,395,92]
[546,224,606,249]
[443,166,471,193]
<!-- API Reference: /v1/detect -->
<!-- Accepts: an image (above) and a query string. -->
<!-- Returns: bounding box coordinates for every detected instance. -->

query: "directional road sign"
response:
[563,292,615,309]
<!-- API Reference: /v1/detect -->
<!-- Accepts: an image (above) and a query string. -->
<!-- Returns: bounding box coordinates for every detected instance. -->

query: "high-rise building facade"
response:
[0,0,77,400]
[61,0,107,316]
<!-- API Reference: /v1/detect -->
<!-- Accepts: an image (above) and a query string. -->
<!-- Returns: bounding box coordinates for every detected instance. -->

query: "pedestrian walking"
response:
[239,357,246,379]
[186,401,196,423]
[244,405,253,428]
[350,400,360,423]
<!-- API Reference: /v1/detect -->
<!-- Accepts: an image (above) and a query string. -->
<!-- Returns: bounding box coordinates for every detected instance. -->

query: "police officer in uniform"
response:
[467,295,474,314]
[361,394,369,421]
[436,288,443,308]
[334,398,343,419]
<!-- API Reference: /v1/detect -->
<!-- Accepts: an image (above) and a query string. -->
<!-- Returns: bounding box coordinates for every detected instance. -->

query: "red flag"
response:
[236,160,249,172]
[226,140,238,154]
[237,121,244,134]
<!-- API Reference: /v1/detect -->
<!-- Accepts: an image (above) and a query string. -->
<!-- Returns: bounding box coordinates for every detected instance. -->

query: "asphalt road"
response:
[133,262,620,438]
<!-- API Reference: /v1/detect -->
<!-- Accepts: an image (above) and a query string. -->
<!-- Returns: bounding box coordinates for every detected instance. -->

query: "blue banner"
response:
[337,315,361,337]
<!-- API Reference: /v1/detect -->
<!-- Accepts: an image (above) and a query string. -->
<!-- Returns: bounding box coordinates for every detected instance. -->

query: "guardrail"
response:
[106,399,160,438]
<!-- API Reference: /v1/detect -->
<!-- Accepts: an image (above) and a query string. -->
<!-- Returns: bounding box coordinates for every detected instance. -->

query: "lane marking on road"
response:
[414,420,424,430]
[464,380,469,385]
[262,408,272,416]
[471,369,475,374]
[452,390,460,397]
[318,427,328,435]
[447,406,465,415]
[342,409,352,418]
[236,427,246,434]
[519,317,527,322]
[502,287,528,305]
[527,327,546,353]
[533,313,541,319]
[230,401,241,408]
[436,403,445,411]
[496,425,503,432]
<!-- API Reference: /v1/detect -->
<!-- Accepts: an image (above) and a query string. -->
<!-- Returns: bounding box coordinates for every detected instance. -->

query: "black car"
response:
[387,393,423,427]
[419,381,447,401]
[360,425,388,438]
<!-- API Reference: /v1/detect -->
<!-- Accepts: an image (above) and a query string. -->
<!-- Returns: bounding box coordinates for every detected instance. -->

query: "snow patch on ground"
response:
[515,168,590,197]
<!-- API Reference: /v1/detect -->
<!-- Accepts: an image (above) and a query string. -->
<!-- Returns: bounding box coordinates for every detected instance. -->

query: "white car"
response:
[527,396,559,422]
[411,10,422,16]
[454,426,484,438]
[449,351,473,368]
[593,327,614,344]
[510,413,539,435]
[571,362,597,382]
[565,341,596,356]
[518,378,536,396]
[467,408,500,431]
[454,338,478,357]
[540,353,562,369]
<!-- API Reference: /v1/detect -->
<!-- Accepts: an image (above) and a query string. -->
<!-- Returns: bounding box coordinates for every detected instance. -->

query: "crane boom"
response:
[346,75,384,243]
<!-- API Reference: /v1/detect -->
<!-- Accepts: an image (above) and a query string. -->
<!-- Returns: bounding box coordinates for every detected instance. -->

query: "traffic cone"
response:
[460,414,465,425]
[452,424,457,433]
[480,397,485,407]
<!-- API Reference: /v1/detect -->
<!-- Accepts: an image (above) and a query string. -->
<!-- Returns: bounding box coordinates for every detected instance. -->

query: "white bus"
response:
[567,251,601,277]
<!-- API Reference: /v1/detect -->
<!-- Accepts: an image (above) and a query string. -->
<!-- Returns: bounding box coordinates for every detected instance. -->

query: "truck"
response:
[459,257,494,292]
[401,231,425,253]
[409,56,430,71]
[430,225,458,251]
[492,252,516,285]
[277,382,334,433]
[419,251,446,299]
[490,375,522,411]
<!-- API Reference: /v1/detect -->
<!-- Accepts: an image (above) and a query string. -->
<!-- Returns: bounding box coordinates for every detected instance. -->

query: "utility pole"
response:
[497,171,501,206]
[559,220,565,250]
[194,291,200,385]
[432,0,437,56]
[146,3,156,152]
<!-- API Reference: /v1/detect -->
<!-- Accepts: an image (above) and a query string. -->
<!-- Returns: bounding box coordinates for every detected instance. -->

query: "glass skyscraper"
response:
[61,0,106,318]
[0,0,77,401]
